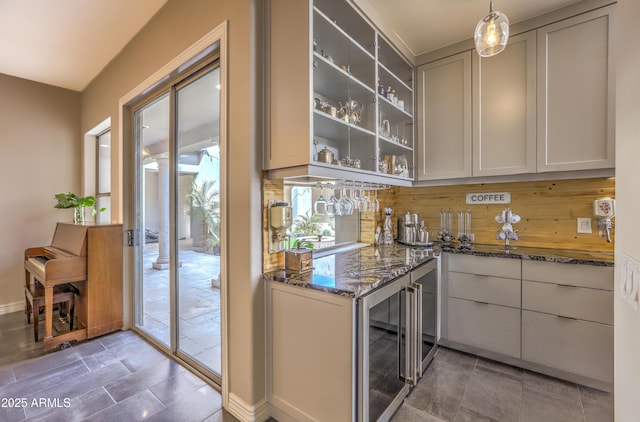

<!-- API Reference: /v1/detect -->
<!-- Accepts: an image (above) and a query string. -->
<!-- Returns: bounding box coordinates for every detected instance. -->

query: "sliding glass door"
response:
[132,58,222,382]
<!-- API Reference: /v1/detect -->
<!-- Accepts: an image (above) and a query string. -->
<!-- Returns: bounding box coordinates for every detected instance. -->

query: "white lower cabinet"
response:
[521,260,614,386]
[445,255,521,358]
[443,253,614,390]
[448,298,520,358]
[267,282,354,422]
[522,311,613,384]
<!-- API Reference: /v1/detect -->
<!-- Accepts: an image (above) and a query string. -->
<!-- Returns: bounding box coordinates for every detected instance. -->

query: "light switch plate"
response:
[621,254,640,310]
[577,217,592,234]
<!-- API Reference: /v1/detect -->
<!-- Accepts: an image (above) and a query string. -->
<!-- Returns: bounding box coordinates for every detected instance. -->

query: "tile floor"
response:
[0,328,237,422]
[1,307,614,422]
[391,346,614,422]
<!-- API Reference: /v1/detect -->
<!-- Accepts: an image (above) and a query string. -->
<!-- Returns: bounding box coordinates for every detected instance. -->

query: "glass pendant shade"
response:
[474,1,509,57]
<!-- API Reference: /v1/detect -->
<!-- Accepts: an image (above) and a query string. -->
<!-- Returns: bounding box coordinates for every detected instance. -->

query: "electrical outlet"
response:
[577,217,592,234]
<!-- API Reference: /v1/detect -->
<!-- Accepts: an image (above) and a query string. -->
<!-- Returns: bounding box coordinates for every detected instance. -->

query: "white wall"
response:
[614,1,640,420]
[80,0,265,416]
[0,74,81,310]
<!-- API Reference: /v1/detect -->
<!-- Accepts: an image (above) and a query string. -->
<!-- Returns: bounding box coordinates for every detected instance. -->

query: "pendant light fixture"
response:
[474,0,509,57]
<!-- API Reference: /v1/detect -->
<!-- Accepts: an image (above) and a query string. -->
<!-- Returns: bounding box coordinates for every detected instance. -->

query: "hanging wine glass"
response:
[372,187,380,213]
[326,188,337,217]
[339,186,353,215]
[314,187,327,215]
[358,182,370,212]
[348,182,360,211]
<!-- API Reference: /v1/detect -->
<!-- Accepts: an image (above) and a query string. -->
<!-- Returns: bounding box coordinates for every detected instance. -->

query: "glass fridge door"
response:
[359,274,411,421]
[411,258,439,374]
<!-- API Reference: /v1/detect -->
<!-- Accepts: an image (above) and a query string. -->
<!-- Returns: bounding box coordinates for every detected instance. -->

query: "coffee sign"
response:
[466,192,511,204]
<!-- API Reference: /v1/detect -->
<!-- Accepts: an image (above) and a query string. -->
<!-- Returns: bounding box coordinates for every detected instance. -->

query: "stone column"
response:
[153,156,170,270]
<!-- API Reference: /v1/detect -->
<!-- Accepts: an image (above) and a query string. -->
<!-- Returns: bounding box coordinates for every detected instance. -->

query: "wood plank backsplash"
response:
[263,177,285,272]
[376,178,615,252]
[263,176,615,272]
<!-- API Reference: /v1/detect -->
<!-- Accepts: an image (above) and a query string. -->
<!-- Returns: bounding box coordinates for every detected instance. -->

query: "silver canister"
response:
[398,212,419,245]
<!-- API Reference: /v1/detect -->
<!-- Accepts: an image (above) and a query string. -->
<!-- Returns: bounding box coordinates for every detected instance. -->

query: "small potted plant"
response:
[54,192,106,224]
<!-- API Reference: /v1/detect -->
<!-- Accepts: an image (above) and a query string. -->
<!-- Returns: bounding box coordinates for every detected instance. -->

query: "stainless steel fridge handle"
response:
[414,282,423,379]
[404,285,417,385]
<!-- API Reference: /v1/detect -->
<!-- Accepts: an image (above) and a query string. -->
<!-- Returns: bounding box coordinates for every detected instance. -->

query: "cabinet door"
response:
[522,310,613,384]
[416,51,472,180]
[447,297,520,358]
[266,0,313,170]
[473,31,537,176]
[537,6,615,172]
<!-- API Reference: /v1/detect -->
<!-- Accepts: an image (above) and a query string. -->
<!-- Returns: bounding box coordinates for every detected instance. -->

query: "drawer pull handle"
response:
[474,301,490,305]
[557,315,578,320]
[557,284,577,288]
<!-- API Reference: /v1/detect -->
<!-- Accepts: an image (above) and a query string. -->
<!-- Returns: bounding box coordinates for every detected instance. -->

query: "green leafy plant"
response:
[292,211,322,236]
[188,180,220,253]
[54,192,106,216]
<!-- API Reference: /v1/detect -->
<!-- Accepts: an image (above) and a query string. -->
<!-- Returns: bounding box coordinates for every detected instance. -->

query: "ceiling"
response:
[0,0,582,92]
[0,0,167,91]
[355,0,584,57]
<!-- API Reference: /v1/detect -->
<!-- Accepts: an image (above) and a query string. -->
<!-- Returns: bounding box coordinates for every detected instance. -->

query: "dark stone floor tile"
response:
[83,389,165,422]
[23,362,131,419]
[523,370,581,404]
[405,382,462,421]
[460,366,522,422]
[26,387,115,422]
[583,405,613,422]
[0,347,45,369]
[454,407,497,422]
[476,357,523,382]
[0,360,89,398]
[105,358,182,403]
[417,358,473,399]
[579,385,614,407]
[11,349,82,381]
[520,388,584,422]
[148,368,207,406]
[0,365,16,388]
[580,385,613,422]
[98,330,140,349]
[82,337,165,373]
[0,401,26,422]
[391,403,447,422]
[369,388,395,421]
[434,347,477,371]
[146,385,222,422]
[201,408,242,422]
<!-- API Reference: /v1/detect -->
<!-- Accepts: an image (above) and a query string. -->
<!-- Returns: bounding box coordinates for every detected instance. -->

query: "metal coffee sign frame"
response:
[466,192,511,204]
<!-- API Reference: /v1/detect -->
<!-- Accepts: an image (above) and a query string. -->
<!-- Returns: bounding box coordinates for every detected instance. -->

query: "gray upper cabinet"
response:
[536,6,615,172]
[472,31,537,177]
[417,4,615,183]
[416,51,472,181]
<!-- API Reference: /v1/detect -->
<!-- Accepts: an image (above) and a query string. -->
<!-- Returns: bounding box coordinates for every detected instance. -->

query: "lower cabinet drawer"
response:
[522,310,613,384]
[449,271,521,308]
[523,280,613,324]
[447,297,520,358]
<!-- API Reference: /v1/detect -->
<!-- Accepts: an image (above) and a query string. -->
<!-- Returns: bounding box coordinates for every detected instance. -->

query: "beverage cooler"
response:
[358,258,439,421]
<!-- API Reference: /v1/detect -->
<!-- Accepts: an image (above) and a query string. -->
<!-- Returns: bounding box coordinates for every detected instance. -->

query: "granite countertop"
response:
[264,242,613,299]
[264,243,438,298]
[441,243,614,266]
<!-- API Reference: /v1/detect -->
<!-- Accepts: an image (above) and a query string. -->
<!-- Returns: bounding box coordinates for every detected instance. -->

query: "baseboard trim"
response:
[227,393,270,422]
[0,301,24,315]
